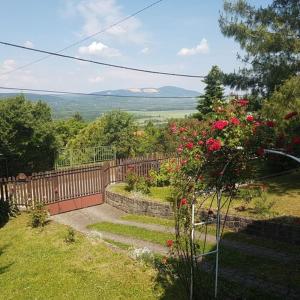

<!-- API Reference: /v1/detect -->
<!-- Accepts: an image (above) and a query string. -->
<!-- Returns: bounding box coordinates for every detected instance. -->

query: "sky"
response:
[0,0,271,93]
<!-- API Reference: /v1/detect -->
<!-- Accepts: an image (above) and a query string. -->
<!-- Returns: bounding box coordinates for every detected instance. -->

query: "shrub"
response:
[29,203,48,228]
[0,199,19,227]
[149,161,173,187]
[125,171,151,194]
[253,192,276,217]
[64,227,75,243]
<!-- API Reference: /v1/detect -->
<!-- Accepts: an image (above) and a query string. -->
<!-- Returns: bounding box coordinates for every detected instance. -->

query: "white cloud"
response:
[141,47,149,54]
[78,41,121,57]
[68,0,146,44]
[89,75,104,83]
[24,40,34,48]
[0,59,17,73]
[177,38,209,56]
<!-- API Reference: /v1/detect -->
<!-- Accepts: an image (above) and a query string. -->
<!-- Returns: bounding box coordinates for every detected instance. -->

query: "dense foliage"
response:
[220,0,300,96]
[0,95,57,176]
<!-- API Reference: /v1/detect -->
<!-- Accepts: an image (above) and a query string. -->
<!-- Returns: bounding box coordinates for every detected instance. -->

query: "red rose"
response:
[180,198,187,206]
[170,123,177,134]
[185,142,194,150]
[179,127,187,133]
[213,120,229,130]
[237,98,249,106]
[206,138,222,152]
[166,240,173,247]
[256,147,265,157]
[198,140,204,145]
[177,145,183,154]
[292,136,300,145]
[246,115,254,122]
[266,121,275,127]
[230,117,240,125]
[284,112,298,120]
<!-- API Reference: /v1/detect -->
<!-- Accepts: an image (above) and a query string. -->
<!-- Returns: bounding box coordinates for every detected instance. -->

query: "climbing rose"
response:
[230,117,240,125]
[213,120,229,130]
[177,145,183,154]
[292,136,300,145]
[237,99,249,106]
[180,198,187,206]
[266,121,275,127]
[206,138,222,152]
[170,123,177,134]
[166,240,173,247]
[185,142,194,150]
[246,115,254,122]
[179,127,187,133]
[198,140,204,145]
[284,112,298,120]
[256,147,265,157]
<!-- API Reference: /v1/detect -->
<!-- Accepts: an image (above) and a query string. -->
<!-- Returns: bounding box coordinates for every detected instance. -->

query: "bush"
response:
[0,199,19,227]
[64,227,75,243]
[253,192,276,217]
[29,203,48,228]
[149,161,173,187]
[125,171,151,194]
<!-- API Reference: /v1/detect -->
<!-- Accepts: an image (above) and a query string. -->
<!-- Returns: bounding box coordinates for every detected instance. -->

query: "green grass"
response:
[103,238,131,250]
[0,214,164,300]
[109,183,173,203]
[121,214,174,227]
[89,222,175,247]
[202,170,300,219]
[90,221,300,291]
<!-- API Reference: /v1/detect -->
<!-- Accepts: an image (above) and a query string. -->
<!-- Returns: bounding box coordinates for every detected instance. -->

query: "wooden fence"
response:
[0,153,174,210]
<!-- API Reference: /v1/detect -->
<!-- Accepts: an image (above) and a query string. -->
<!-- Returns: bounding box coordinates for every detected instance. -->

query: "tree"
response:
[195,65,224,120]
[53,115,86,149]
[219,0,300,96]
[67,110,138,158]
[0,95,57,176]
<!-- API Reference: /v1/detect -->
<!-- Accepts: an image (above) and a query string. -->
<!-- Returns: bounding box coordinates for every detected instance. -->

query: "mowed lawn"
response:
[0,214,162,300]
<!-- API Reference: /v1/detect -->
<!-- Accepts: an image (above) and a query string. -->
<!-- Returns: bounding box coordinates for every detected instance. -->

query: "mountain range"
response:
[0,86,200,122]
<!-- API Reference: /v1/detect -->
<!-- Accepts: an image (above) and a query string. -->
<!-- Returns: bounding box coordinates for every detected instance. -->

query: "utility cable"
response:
[0,0,165,76]
[0,41,205,78]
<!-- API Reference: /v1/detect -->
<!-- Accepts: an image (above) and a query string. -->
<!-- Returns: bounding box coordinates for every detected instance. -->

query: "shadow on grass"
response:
[154,214,300,299]
[0,244,13,275]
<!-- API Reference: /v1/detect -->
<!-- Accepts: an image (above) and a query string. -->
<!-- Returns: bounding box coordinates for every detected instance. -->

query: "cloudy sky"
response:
[0,0,271,93]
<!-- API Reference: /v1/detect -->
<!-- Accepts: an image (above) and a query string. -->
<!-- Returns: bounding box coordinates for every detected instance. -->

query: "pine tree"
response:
[196,65,224,119]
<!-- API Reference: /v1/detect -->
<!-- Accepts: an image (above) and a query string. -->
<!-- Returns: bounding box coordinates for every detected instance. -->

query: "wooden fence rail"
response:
[0,154,175,209]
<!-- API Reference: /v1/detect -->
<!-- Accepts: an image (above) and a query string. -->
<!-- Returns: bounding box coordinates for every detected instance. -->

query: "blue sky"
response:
[0,0,271,93]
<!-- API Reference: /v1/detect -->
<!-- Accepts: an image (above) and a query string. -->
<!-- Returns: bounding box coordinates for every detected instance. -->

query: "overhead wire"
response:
[0,41,205,78]
[0,0,165,76]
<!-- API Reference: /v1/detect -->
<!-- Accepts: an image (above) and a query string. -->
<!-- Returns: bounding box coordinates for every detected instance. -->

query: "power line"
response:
[0,41,205,78]
[1,0,165,76]
[0,86,199,99]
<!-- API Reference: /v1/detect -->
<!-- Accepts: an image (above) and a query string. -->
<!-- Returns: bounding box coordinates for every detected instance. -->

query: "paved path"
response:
[51,204,295,263]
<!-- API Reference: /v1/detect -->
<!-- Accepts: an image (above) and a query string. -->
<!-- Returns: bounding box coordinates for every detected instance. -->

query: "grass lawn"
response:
[201,170,300,219]
[0,214,165,300]
[108,183,173,203]
[121,214,300,255]
[89,222,175,247]
[90,221,300,291]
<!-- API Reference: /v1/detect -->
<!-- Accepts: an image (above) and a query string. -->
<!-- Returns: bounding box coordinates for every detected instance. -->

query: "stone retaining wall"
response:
[105,190,300,245]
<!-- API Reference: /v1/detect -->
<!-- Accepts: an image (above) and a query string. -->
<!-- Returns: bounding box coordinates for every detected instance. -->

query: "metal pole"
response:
[214,189,222,299]
[190,201,195,300]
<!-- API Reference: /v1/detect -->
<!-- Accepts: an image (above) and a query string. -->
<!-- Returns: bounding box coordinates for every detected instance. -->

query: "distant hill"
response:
[0,86,200,122]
